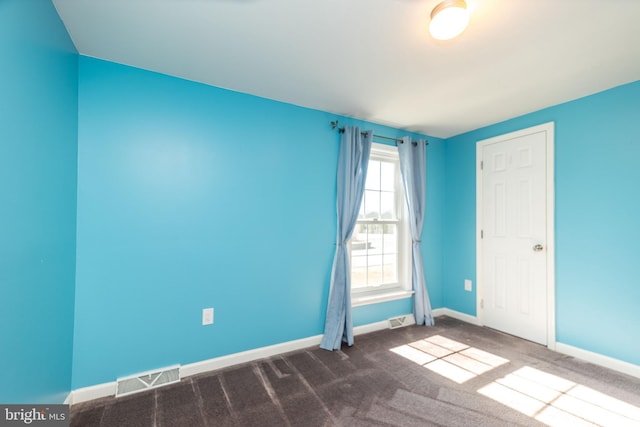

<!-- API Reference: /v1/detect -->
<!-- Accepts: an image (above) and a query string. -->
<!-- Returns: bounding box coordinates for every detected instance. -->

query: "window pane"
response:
[383,254,398,283]
[367,224,383,255]
[351,223,368,255]
[365,160,380,190]
[380,161,395,191]
[383,224,397,254]
[364,190,380,219]
[382,224,398,284]
[351,255,367,288]
[368,255,383,285]
[380,191,395,219]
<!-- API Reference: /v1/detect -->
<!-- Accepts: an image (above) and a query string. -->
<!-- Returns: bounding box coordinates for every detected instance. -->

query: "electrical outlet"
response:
[202,308,214,325]
[464,279,472,292]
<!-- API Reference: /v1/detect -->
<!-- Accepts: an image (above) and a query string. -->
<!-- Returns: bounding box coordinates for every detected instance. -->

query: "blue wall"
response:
[444,81,640,365]
[72,57,443,388]
[0,0,78,403]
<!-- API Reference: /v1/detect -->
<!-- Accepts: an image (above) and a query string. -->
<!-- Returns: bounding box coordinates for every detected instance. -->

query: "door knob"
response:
[533,244,544,252]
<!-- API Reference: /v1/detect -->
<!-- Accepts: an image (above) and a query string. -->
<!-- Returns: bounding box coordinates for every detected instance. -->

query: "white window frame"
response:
[350,143,413,307]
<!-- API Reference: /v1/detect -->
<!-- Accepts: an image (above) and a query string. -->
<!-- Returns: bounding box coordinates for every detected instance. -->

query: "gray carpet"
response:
[70,316,640,426]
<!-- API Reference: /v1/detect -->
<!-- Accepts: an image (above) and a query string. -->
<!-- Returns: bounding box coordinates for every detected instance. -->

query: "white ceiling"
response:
[52,0,640,138]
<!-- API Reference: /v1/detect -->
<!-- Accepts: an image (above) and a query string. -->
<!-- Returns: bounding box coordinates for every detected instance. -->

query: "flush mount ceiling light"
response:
[429,0,470,41]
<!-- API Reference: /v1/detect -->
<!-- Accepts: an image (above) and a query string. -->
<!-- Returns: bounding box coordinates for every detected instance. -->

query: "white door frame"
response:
[476,122,556,350]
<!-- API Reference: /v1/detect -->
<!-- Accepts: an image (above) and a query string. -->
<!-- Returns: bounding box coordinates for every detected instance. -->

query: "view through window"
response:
[351,143,409,298]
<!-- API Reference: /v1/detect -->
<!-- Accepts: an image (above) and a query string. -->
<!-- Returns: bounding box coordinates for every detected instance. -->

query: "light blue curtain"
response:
[398,137,434,326]
[320,126,373,350]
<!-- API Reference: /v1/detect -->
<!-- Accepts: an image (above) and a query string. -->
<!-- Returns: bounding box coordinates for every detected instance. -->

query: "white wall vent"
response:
[388,315,411,329]
[116,365,180,397]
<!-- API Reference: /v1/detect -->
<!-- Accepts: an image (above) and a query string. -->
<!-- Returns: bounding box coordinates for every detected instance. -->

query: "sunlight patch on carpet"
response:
[478,366,640,427]
[389,335,509,384]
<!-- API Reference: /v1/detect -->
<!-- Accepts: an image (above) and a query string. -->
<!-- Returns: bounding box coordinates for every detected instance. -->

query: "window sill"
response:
[352,290,414,307]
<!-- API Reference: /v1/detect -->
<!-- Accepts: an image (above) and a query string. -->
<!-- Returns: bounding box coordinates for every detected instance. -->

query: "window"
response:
[350,143,412,305]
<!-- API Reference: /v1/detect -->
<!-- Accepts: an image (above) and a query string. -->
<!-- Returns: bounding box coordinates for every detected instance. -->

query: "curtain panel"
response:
[320,127,373,350]
[398,137,434,326]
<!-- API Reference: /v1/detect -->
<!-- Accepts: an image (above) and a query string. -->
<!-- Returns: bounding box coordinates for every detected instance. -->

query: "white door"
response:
[477,123,554,346]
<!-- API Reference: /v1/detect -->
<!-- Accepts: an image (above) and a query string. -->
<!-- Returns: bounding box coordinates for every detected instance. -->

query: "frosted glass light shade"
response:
[429,0,470,41]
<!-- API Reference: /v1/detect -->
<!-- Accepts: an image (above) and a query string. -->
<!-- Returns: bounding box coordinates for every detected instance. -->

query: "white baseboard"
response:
[69,316,413,405]
[182,319,404,379]
[69,312,638,405]
[180,334,323,378]
[354,316,416,334]
[68,381,116,406]
[432,307,482,326]
[555,342,640,379]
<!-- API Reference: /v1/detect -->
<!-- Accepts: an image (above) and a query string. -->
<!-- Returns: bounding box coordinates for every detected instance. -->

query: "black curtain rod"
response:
[330,120,428,146]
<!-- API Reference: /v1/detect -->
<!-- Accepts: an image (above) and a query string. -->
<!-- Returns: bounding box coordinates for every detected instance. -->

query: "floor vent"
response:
[116,365,180,397]
[388,315,411,329]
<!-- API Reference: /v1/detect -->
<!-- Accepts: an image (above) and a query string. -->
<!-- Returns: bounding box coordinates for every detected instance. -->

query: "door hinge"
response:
[480,160,484,170]
[480,299,484,309]
[480,229,484,239]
